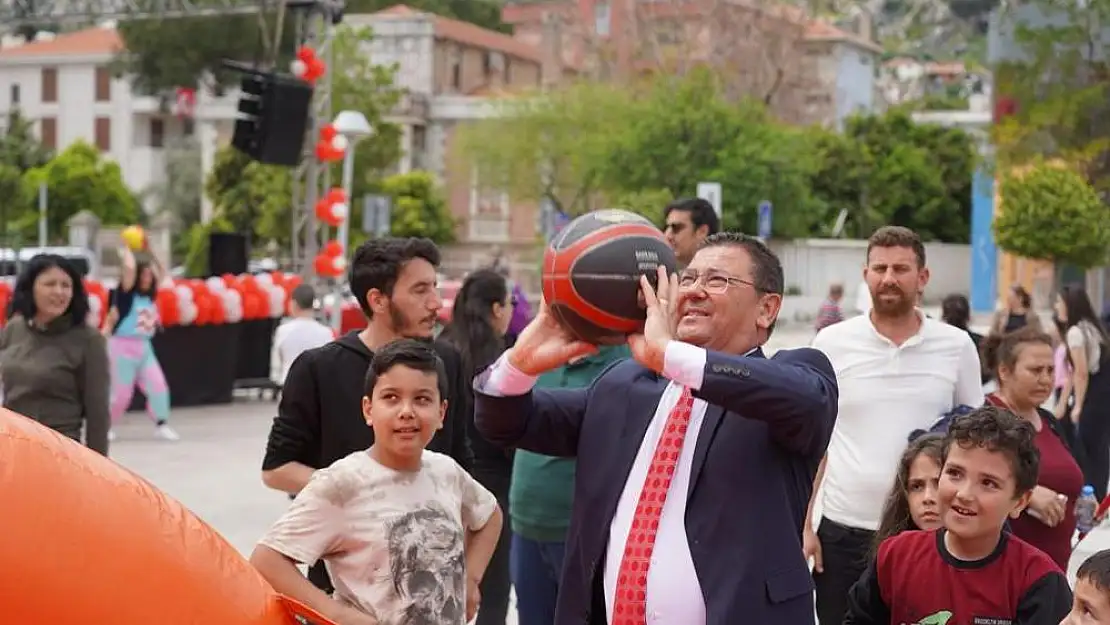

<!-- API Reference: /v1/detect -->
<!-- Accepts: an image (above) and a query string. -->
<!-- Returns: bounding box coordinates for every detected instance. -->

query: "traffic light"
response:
[230,72,314,167]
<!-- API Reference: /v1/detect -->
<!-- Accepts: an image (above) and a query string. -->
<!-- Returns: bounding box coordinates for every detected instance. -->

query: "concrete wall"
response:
[771,238,971,298]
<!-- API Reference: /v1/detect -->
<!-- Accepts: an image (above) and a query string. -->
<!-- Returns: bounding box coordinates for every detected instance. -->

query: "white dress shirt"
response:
[484,341,710,625]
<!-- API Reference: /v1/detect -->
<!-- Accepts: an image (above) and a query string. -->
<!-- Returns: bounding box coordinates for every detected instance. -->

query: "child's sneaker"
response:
[156,423,180,441]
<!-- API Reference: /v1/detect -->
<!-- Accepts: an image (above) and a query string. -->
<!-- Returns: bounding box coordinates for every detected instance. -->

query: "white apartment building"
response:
[0,26,199,213]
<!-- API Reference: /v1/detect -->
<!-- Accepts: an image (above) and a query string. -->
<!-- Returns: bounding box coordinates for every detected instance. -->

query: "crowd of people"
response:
[3,195,1110,625]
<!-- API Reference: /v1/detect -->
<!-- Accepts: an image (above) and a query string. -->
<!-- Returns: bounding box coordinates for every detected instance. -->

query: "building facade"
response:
[0,26,198,213]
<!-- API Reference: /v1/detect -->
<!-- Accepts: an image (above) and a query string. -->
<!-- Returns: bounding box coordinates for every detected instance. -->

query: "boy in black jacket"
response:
[846,406,1072,625]
[260,237,470,591]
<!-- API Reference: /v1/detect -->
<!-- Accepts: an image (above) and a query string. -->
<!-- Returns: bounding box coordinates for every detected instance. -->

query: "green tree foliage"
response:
[116,0,503,93]
[0,109,51,172]
[116,7,294,93]
[993,163,1110,269]
[204,145,293,246]
[455,72,977,241]
[379,171,456,243]
[21,142,139,242]
[808,109,976,242]
[328,26,403,200]
[453,81,629,216]
[992,0,1110,189]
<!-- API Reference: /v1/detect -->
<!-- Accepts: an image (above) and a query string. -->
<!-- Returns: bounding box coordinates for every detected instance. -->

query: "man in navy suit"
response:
[473,232,839,625]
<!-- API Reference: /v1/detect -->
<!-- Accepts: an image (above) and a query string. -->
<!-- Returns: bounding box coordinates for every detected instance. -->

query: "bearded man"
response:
[804,225,984,625]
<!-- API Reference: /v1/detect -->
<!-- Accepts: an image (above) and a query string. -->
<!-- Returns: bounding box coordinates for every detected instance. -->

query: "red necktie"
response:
[611,387,696,625]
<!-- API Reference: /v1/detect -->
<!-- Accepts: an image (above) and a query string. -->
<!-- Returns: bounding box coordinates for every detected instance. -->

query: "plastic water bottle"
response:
[1076,485,1099,536]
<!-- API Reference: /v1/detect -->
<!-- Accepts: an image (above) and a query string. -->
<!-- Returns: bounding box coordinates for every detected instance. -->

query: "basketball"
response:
[542,209,677,345]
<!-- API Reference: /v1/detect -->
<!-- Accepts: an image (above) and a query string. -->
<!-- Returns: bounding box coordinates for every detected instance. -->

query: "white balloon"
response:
[178,301,198,325]
[268,286,285,317]
[222,291,244,323]
[205,277,226,292]
[331,202,349,221]
[332,256,347,274]
[290,59,307,77]
[87,295,101,312]
[331,135,349,152]
[174,285,194,302]
[255,273,273,287]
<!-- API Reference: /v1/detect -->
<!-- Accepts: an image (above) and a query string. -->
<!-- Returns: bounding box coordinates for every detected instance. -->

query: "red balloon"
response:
[314,255,337,278]
[315,199,341,227]
[319,124,336,142]
[296,45,315,63]
[326,188,346,203]
[322,240,343,258]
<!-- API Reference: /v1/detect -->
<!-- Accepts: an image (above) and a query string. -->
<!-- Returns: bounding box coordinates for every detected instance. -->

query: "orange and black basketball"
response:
[542,209,677,345]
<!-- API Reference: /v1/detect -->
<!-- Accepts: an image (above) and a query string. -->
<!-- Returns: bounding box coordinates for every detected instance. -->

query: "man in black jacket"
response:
[260,237,470,591]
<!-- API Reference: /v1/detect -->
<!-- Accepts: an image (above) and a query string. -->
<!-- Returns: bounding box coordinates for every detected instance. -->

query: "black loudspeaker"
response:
[231,72,314,167]
[208,233,248,277]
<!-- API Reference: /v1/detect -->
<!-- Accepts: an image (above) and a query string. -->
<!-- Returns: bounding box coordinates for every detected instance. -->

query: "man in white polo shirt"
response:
[805,225,983,625]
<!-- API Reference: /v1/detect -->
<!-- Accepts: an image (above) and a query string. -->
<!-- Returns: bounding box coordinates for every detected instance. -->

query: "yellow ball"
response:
[121,225,145,251]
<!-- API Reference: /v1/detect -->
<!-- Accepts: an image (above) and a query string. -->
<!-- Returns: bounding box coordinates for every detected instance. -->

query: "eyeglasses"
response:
[678,270,758,294]
[664,223,687,234]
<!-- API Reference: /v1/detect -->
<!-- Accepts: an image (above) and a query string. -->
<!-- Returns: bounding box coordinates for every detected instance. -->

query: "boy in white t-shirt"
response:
[250,339,502,625]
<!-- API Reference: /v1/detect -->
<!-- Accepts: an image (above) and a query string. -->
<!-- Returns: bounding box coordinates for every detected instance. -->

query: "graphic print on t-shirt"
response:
[134,306,157,336]
[909,611,952,625]
[386,506,466,625]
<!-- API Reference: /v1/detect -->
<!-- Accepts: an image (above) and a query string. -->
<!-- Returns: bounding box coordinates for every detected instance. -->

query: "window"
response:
[41,67,57,103]
[39,117,56,149]
[95,116,111,151]
[95,67,112,102]
[183,117,195,136]
[150,118,165,148]
[9,84,19,106]
[451,61,461,91]
[594,2,611,36]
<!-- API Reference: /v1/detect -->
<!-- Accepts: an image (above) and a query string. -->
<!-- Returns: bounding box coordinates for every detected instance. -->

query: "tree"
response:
[204,146,292,246]
[807,108,977,242]
[991,0,1110,190]
[328,25,403,199]
[379,171,456,243]
[993,162,1110,269]
[0,109,51,172]
[116,9,293,94]
[116,1,503,94]
[21,142,139,242]
[599,69,824,237]
[453,80,630,216]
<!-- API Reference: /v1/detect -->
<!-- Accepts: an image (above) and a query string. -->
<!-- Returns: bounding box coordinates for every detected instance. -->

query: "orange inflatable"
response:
[0,409,336,624]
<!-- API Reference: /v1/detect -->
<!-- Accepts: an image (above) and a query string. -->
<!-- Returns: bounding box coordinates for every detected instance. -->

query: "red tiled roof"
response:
[376,5,543,63]
[0,27,122,58]
[804,19,882,53]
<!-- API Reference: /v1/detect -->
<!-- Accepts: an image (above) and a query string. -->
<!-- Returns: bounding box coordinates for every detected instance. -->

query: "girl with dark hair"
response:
[102,246,177,441]
[1055,284,1110,499]
[980,326,1082,568]
[870,434,946,556]
[0,254,110,454]
[436,268,514,625]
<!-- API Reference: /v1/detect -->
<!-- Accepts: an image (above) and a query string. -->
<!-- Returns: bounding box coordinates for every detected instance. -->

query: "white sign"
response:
[696,182,722,220]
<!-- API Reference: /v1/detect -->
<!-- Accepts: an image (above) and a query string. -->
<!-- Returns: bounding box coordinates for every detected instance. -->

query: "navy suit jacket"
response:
[474,346,838,625]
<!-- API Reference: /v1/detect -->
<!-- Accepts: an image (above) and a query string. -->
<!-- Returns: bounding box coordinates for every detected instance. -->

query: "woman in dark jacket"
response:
[437,268,515,625]
[0,254,110,454]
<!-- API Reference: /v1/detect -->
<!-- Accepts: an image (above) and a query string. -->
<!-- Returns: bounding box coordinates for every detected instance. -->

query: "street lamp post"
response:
[330,110,373,333]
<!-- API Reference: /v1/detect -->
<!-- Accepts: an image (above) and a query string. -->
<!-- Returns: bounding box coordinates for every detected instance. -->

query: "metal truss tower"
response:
[0,0,340,279]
